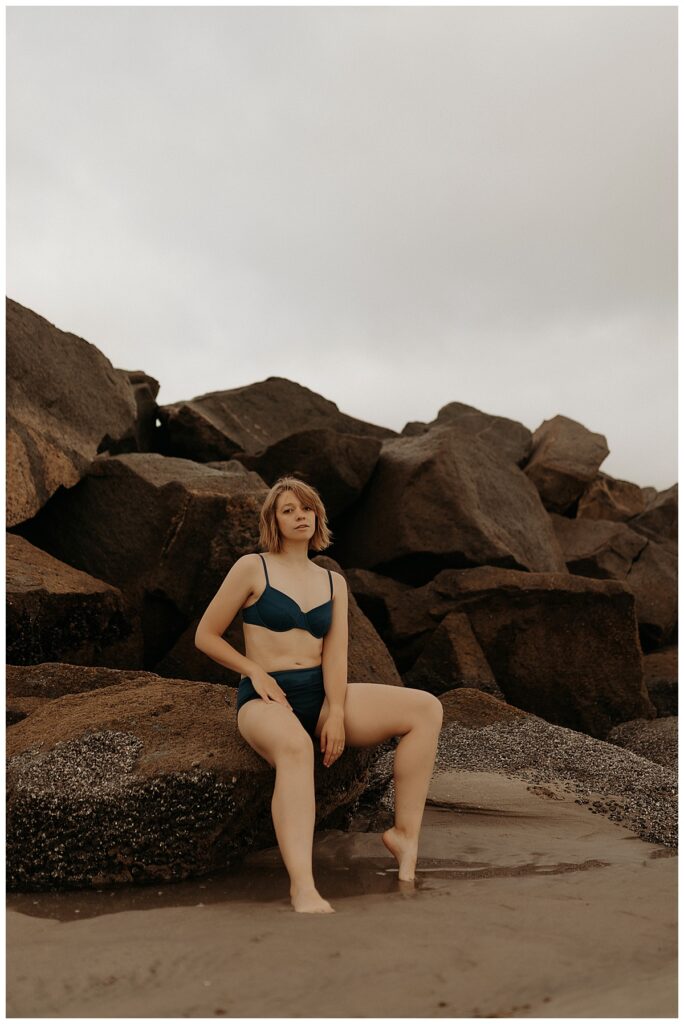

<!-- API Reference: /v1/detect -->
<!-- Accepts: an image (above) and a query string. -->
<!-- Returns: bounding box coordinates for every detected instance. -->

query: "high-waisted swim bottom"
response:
[236,664,325,738]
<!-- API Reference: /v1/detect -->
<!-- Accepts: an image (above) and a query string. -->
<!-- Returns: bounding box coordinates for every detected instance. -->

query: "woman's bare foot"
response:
[382,826,419,881]
[290,885,335,914]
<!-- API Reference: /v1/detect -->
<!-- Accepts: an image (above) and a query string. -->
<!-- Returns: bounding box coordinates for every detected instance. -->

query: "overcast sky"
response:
[6,6,677,489]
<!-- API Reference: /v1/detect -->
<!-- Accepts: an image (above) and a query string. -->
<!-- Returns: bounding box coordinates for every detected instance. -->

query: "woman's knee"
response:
[413,689,444,730]
[237,703,310,766]
[275,728,314,764]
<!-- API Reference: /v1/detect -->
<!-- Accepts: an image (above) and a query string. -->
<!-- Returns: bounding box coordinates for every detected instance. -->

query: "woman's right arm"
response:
[194,554,264,678]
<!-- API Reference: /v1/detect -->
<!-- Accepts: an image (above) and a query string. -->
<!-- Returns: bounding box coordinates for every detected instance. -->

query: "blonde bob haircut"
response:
[258,476,333,554]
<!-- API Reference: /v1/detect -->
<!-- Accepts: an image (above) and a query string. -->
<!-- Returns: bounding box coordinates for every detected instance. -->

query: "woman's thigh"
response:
[316,684,442,748]
[237,700,313,768]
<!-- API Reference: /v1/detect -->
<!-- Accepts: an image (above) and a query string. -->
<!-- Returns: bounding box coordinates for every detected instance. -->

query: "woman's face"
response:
[275,490,315,541]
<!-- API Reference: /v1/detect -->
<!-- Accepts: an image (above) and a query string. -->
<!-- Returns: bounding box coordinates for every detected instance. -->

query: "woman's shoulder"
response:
[326,568,347,594]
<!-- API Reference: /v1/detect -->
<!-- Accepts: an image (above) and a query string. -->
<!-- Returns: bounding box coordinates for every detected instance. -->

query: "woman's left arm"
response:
[321,571,349,715]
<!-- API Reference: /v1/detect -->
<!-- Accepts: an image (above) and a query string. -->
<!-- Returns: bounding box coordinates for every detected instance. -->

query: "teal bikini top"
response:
[242,553,334,638]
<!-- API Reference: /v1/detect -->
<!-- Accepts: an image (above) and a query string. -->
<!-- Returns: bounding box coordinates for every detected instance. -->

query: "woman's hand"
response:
[249,668,293,711]
[320,709,346,767]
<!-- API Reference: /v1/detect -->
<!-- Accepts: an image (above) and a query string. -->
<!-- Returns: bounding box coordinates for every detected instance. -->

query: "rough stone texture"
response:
[236,428,383,518]
[575,471,646,522]
[6,673,377,892]
[400,401,533,466]
[438,686,530,727]
[550,514,677,650]
[627,483,678,546]
[6,298,140,528]
[605,716,677,772]
[7,534,142,668]
[522,414,609,514]
[403,610,503,699]
[154,616,245,684]
[334,425,567,583]
[623,539,677,650]
[642,646,678,716]
[16,454,269,669]
[383,567,654,738]
[344,568,413,643]
[7,663,173,720]
[121,369,161,452]
[318,558,404,687]
[550,514,648,578]
[157,376,396,462]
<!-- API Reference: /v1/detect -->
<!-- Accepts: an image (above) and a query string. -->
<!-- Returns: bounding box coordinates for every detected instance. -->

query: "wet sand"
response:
[6,771,677,1018]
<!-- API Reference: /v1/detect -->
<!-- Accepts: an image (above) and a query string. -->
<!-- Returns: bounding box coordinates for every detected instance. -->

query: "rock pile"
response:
[6,297,678,889]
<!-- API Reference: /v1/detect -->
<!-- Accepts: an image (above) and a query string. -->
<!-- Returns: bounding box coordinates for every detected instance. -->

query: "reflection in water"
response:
[6,849,612,924]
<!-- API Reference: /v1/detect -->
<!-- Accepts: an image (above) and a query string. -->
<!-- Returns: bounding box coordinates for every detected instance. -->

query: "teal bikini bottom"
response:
[236,664,325,739]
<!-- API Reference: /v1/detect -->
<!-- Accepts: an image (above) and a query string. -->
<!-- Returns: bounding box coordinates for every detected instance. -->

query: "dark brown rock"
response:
[6,672,377,891]
[576,471,646,522]
[403,611,503,699]
[345,568,413,644]
[6,534,142,667]
[550,514,648,578]
[385,566,655,738]
[155,616,245,684]
[335,425,567,583]
[642,646,678,716]
[439,686,531,727]
[157,376,396,461]
[120,369,161,453]
[627,483,678,545]
[522,414,609,513]
[235,428,383,518]
[6,298,139,527]
[625,540,678,649]
[17,454,269,668]
[605,716,677,771]
[550,514,676,650]
[402,402,533,466]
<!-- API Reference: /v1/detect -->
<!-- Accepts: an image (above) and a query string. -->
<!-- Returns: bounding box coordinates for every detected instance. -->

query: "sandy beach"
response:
[6,769,677,1018]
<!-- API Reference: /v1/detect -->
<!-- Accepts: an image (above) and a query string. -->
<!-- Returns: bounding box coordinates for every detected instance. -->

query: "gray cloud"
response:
[7,5,676,487]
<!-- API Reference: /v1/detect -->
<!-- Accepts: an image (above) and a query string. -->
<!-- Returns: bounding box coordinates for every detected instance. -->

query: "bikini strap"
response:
[327,568,333,599]
[258,553,270,585]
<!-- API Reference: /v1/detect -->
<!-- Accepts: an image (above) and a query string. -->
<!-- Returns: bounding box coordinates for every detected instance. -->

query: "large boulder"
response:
[6,534,142,668]
[344,568,413,642]
[403,611,503,699]
[122,369,161,451]
[627,483,678,546]
[6,671,378,891]
[522,414,609,513]
[550,514,648,578]
[7,662,161,723]
[575,471,647,522]
[16,454,268,668]
[605,716,677,772]
[381,566,655,738]
[6,299,140,527]
[550,514,677,649]
[157,376,395,461]
[334,426,567,583]
[401,402,533,466]
[235,428,383,518]
[642,646,678,716]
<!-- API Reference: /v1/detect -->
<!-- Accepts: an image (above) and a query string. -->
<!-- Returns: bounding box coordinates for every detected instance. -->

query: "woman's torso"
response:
[241,554,333,672]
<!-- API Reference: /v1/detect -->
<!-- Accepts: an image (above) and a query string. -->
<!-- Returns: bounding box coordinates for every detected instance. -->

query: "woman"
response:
[195,476,443,914]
